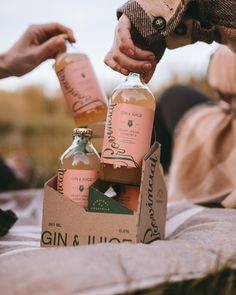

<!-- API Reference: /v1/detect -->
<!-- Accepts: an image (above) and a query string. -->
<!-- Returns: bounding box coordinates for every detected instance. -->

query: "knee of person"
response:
[157,85,191,107]
[156,84,211,113]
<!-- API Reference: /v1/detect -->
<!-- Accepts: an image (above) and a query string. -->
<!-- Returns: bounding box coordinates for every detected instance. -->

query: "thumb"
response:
[143,62,156,83]
[36,35,66,61]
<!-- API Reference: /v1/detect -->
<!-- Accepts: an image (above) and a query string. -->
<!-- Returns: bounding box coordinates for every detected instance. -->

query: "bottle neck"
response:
[65,39,86,55]
[73,134,100,158]
[73,135,90,152]
[127,72,141,79]
[120,72,148,90]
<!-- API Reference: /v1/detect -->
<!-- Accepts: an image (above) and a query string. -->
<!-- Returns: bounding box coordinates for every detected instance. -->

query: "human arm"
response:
[0,22,75,79]
[105,0,236,82]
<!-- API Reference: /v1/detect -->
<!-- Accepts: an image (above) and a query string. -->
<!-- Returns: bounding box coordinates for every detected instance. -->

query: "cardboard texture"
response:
[88,121,105,153]
[137,143,167,242]
[88,121,105,138]
[41,142,167,247]
[88,180,134,215]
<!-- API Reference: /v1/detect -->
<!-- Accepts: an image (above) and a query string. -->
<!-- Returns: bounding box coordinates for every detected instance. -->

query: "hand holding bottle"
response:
[104,14,157,83]
[0,23,75,78]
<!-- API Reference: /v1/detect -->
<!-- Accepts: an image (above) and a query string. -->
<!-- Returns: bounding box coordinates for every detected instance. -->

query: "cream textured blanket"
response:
[0,190,236,295]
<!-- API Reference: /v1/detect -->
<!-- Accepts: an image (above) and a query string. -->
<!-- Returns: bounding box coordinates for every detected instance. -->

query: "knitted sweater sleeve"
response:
[117,0,236,59]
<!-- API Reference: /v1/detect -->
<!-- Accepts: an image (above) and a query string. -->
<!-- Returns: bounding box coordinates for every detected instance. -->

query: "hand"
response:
[104,14,157,83]
[0,23,75,78]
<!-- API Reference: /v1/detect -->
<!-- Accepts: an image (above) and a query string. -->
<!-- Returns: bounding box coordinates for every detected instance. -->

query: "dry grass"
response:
[0,86,74,187]
[133,255,236,295]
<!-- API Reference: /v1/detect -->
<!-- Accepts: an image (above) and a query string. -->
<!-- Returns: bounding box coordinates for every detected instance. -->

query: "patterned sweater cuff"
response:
[197,0,236,28]
[117,0,186,44]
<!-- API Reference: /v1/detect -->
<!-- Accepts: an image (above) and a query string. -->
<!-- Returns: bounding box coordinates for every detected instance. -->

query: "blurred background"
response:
[0,0,218,187]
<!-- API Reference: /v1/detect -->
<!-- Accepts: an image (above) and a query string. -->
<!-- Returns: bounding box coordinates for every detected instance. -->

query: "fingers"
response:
[119,33,156,61]
[118,35,155,61]
[105,14,157,81]
[117,15,155,61]
[36,35,67,62]
[117,14,135,57]
[43,22,76,43]
[142,63,157,83]
[105,49,156,82]
[104,52,129,75]
[28,22,76,43]
[133,46,156,61]
[4,23,75,77]
[115,50,153,73]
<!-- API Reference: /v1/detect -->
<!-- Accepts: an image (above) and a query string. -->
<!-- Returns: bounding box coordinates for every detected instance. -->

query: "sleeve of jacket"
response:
[117,0,236,58]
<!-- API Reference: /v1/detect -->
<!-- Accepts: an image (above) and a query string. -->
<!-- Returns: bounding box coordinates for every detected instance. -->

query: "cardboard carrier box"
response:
[88,121,105,153]
[41,142,167,247]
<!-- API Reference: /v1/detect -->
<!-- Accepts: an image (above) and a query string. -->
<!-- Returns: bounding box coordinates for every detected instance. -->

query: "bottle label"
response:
[57,59,106,116]
[57,169,98,208]
[101,103,154,168]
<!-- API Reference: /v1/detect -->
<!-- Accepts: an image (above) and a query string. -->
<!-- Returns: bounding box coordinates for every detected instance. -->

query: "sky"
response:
[0,0,219,94]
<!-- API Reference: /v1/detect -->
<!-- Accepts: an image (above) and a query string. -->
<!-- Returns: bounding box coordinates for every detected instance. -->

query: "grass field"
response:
[0,86,74,187]
[136,257,236,295]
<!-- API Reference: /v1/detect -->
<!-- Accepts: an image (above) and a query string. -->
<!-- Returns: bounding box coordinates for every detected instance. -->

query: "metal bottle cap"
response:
[73,128,93,139]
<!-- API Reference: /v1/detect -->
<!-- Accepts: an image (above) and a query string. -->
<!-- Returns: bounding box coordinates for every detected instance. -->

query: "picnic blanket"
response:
[0,189,236,295]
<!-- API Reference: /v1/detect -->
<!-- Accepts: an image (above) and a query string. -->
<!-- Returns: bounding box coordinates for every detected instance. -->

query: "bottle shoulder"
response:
[59,141,100,168]
[110,87,156,110]
[55,52,88,72]
[60,151,100,169]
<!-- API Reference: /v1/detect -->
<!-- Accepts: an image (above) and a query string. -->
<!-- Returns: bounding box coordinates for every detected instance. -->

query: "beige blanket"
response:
[0,190,236,295]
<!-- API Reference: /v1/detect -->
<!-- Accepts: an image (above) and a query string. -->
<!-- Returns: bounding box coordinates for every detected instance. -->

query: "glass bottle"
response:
[100,73,156,185]
[57,128,100,208]
[54,37,108,127]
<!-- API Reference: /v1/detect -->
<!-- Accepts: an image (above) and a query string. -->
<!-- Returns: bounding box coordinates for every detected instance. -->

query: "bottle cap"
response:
[59,33,69,41]
[73,128,93,138]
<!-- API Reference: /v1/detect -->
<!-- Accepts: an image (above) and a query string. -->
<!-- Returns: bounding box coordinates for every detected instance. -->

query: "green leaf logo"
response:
[128,120,133,127]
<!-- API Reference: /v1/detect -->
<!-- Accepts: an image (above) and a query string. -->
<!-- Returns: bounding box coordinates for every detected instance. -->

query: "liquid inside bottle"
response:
[55,38,107,127]
[57,128,100,208]
[100,73,156,185]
